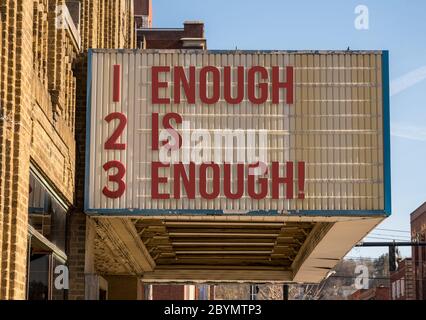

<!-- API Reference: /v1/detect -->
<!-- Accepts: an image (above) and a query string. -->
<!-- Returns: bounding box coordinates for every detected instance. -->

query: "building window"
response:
[29,173,68,252]
[422,237,426,262]
[392,282,396,300]
[135,15,150,29]
[184,285,196,300]
[28,254,50,300]
[396,280,401,298]
[401,278,405,297]
[198,285,209,300]
[27,171,69,300]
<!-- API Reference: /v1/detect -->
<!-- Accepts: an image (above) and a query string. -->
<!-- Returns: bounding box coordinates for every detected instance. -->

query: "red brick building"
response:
[410,202,426,300]
[349,286,390,300]
[134,0,205,50]
[390,258,415,300]
[135,0,152,28]
[141,285,213,300]
[136,20,206,49]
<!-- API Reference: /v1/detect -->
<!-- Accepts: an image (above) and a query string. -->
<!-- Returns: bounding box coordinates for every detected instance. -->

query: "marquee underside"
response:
[88,215,384,283]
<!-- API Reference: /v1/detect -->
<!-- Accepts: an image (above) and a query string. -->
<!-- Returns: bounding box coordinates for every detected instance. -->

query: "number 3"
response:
[102,160,126,198]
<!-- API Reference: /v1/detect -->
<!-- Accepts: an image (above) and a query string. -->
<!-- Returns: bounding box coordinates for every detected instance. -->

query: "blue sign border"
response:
[84,50,391,217]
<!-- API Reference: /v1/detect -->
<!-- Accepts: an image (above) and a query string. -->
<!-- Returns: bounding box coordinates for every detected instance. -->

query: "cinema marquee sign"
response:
[85,50,391,216]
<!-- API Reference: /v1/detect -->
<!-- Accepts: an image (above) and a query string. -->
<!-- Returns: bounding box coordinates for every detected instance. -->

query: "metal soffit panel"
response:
[92,217,325,276]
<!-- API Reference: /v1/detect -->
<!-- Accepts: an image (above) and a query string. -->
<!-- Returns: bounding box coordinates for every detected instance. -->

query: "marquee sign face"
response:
[85,50,390,216]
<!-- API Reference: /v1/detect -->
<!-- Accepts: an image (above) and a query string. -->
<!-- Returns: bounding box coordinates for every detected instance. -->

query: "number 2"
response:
[104,112,127,150]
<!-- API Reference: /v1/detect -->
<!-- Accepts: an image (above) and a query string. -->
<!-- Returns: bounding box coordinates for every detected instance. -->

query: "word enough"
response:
[151,161,306,200]
[151,65,294,105]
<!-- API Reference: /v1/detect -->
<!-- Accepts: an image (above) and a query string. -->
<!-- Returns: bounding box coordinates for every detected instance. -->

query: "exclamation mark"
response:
[113,64,121,102]
[298,161,305,199]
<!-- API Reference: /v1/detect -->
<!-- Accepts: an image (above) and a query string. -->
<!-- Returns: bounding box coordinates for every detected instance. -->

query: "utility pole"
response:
[250,285,259,300]
[355,241,426,272]
[283,284,289,300]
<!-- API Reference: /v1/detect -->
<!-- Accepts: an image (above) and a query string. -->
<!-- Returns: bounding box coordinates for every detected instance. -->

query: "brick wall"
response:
[68,0,135,300]
[105,276,141,300]
[0,0,34,300]
[80,0,135,50]
[68,52,87,300]
[390,259,415,300]
[152,285,185,300]
[0,0,135,300]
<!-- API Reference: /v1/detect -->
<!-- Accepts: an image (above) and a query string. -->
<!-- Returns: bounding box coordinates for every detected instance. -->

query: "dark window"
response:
[51,257,66,300]
[198,285,209,300]
[99,289,107,300]
[28,254,50,300]
[27,172,68,300]
[49,200,67,252]
[28,173,67,252]
[422,235,426,262]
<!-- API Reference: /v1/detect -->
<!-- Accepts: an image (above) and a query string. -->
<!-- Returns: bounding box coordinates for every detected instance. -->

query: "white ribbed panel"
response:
[87,51,384,212]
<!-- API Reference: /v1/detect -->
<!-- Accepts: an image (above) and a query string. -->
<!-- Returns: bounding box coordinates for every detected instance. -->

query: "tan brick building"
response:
[0,0,135,300]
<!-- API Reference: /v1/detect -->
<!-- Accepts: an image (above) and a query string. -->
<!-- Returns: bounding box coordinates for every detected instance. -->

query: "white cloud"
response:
[391,66,426,96]
[391,123,426,142]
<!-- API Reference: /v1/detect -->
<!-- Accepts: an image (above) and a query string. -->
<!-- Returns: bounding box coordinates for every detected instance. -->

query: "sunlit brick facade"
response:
[0,0,135,300]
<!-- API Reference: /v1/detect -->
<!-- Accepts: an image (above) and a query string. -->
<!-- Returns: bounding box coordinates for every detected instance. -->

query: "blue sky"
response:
[153,0,426,257]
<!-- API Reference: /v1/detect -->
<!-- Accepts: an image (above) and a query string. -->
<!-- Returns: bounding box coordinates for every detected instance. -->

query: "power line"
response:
[376,228,411,234]
[370,232,411,239]
[364,236,411,241]
[295,274,426,281]
[326,275,426,281]
[344,256,385,260]
[357,241,426,247]
[367,236,411,241]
